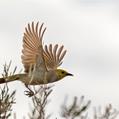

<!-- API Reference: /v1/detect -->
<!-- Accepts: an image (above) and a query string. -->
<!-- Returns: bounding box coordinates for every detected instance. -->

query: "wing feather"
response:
[43,44,66,69]
[59,50,67,63]
[22,21,66,72]
[21,22,47,73]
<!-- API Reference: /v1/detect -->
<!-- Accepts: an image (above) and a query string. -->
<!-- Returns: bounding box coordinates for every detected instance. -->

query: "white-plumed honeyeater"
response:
[0,22,73,85]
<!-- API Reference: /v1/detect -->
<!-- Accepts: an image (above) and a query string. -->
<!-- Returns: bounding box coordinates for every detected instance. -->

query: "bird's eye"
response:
[62,71,65,74]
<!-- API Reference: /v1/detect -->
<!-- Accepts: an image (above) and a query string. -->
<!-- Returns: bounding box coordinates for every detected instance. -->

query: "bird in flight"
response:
[0,22,73,86]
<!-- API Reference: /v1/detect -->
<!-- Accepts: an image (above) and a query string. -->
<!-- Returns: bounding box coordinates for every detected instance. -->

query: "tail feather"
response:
[0,78,6,84]
[0,75,20,84]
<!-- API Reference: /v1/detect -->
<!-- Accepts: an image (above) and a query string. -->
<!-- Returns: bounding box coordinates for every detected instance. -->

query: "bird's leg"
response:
[43,72,48,84]
[24,64,36,97]
[24,84,34,97]
[29,64,35,84]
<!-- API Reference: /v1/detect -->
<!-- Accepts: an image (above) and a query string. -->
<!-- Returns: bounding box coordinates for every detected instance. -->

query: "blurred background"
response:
[0,0,119,118]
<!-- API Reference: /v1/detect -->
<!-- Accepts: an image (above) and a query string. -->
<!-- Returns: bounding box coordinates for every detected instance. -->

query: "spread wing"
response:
[43,44,66,69]
[21,22,67,72]
[21,22,47,73]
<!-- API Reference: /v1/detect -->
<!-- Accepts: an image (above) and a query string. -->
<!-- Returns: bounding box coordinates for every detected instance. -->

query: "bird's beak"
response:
[67,73,73,76]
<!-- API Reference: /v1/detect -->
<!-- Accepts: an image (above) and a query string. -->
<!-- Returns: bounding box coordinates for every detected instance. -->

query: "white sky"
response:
[0,0,119,118]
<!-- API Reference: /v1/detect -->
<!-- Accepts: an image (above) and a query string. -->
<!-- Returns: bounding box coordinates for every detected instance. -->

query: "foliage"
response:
[0,84,16,119]
[28,85,53,119]
[94,104,119,119]
[0,61,16,119]
[60,96,91,119]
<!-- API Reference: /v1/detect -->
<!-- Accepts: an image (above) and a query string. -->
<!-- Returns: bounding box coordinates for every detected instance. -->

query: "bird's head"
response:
[55,69,73,80]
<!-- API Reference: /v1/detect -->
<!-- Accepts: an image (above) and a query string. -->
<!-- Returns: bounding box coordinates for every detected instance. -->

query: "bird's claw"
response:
[24,90,35,97]
[24,84,35,97]
[24,84,43,97]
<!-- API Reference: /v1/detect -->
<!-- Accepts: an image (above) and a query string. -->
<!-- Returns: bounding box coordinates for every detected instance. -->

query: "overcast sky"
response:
[0,0,119,118]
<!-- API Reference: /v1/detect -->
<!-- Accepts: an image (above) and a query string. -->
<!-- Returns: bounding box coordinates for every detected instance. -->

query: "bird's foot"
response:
[24,90,34,97]
[24,85,35,97]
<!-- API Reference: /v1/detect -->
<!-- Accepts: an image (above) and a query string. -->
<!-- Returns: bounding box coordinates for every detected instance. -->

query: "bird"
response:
[0,22,73,86]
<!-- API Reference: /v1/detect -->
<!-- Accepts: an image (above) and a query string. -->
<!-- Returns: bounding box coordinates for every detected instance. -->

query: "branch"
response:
[28,85,53,119]
[93,104,119,119]
[60,96,91,119]
[0,83,16,118]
